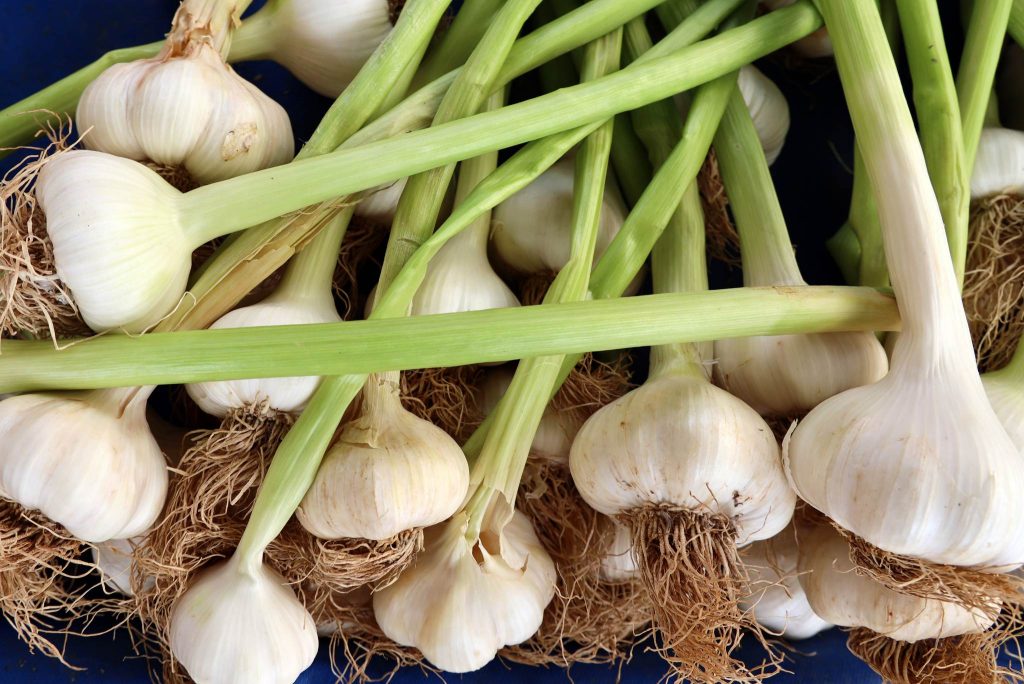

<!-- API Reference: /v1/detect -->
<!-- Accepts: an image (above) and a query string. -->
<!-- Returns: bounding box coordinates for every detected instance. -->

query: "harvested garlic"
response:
[77,0,292,183]
[170,555,318,684]
[798,523,994,641]
[761,0,833,57]
[354,178,409,222]
[0,387,166,543]
[599,519,639,583]
[297,373,469,541]
[737,66,790,166]
[981,354,1024,453]
[373,502,556,673]
[970,127,1024,198]
[491,157,627,276]
[740,524,832,640]
[713,90,888,416]
[92,537,152,596]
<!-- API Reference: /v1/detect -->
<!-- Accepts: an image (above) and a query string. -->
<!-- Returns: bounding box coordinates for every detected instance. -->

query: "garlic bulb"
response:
[740,524,832,640]
[170,555,318,684]
[260,0,393,98]
[354,178,408,222]
[490,157,627,275]
[479,367,582,464]
[761,0,833,57]
[737,66,790,166]
[714,331,889,416]
[569,369,795,546]
[92,537,153,596]
[0,387,166,542]
[36,151,191,333]
[970,127,1024,198]
[186,295,341,417]
[798,523,994,641]
[411,226,519,316]
[599,519,639,583]
[77,5,293,184]
[297,374,470,540]
[373,503,556,673]
[982,365,1024,453]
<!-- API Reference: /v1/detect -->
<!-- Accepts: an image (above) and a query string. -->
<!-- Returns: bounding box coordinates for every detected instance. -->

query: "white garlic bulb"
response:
[760,0,833,57]
[297,375,470,540]
[491,157,627,275]
[714,331,889,416]
[185,293,341,417]
[798,523,994,641]
[0,388,166,542]
[970,127,1024,198]
[263,0,393,98]
[982,368,1024,453]
[92,537,153,596]
[569,371,795,546]
[354,178,408,223]
[78,42,293,184]
[599,518,639,583]
[36,150,191,333]
[373,504,557,673]
[737,66,790,166]
[740,524,832,640]
[170,555,318,684]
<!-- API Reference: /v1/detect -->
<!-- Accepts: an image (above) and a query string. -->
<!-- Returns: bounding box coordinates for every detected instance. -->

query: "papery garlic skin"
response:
[170,556,318,684]
[92,537,153,596]
[970,127,1024,198]
[714,331,889,416]
[740,525,832,640]
[982,372,1024,453]
[36,150,189,333]
[78,47,293,184]
[798,523,995,641]
[785,357,1024,568]
[491,158,627,275]
[0,388,166,543]
[268,0,392,98]
[411,232,520,316]
[374,507,557,673]
[297,390,470,540]
[599,519,639,582]
[569,374,795,546]
[737,66,790,166]
[185,296,341,417]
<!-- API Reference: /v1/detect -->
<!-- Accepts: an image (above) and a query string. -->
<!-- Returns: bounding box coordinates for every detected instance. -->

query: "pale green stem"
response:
[1011,0,1024,49]
[270,212,348,311]
[413,0,505,87]
[449,93,504,254]
[715,90,804,287]
[466,28,621,532]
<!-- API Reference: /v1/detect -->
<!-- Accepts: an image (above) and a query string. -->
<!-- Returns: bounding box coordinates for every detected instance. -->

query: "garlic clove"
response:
[271,0,393,98]
[0,388,167,543]
[185,296,342,417]
[740,523,832,640]
[170,556,318,684]
[982,371,1024,453]
[599,518,639,583]
[713,331,889,416]
[737,66,790,166]
[569,374,795,545]
[35,150,188,333]
[970,127,1024,199]
[411,234,521,316]
[785,364,1024,568]
[490,157,627,276]
[373,503,557,673]
[78,46,293,184]
[297,393,470,541]
[798,523,995,641]
[91,537,153,597]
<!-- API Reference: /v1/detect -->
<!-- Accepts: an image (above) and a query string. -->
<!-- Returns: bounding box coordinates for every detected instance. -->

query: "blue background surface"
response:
[0,1,892,682]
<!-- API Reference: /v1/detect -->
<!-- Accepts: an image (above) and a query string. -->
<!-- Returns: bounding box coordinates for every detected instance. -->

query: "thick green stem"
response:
[467,28,621,529]
[896,0,967,286]
[271,212,348,310]
[0,288,899,393]
[413,0,505,87]
[1011,0,1024,49]
[715,90,804,286]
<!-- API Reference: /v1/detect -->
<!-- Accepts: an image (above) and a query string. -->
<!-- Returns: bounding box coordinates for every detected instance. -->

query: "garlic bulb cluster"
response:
[78,2,293,184]
[714,331,889,416]
[0,387,166,543]
[298,374,469,540]
[258,0,393,98]
[737,66,790,166]
[36,151,191,333]
[970,127,1024,198]
[411,225,520,316]
[569,368,795,546]
[798,523,994,641]
[490,157,627,276]
[761,0,833,57]
[739,524,832,640]
[374,503,557,673]
[186,295,342,417]
[170,555,318,684]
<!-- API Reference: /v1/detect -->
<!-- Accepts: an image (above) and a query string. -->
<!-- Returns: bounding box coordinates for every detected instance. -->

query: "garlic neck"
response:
[228,0,279,62]
[362,371,403,419]
[166,0,252,59]
[650,343,707,382]
[89,385,156,417]
[269,211,348,314]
